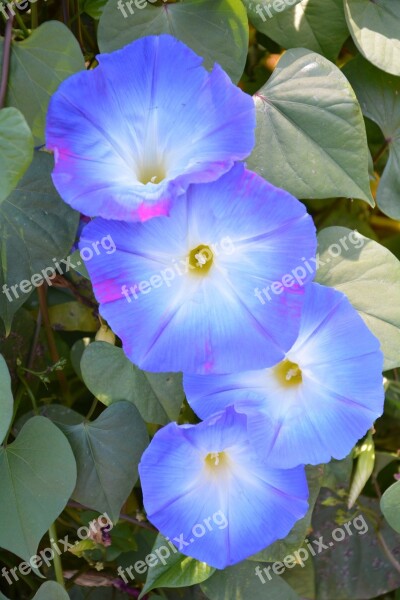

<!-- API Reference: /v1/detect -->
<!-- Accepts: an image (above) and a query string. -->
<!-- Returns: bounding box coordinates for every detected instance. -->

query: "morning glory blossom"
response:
[46,34,256,221]
[184,283,384,467]
[79,164,317,373]
[138,407,309,568]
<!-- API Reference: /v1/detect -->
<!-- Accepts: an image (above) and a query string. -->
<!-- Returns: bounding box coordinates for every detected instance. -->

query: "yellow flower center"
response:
[188,244,214,275]
[204,451,228,471]
[274,359,303,387]
[138,164,166,185]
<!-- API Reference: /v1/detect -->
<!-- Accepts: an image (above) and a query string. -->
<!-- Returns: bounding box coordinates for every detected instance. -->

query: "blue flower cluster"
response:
[46,35,384,569]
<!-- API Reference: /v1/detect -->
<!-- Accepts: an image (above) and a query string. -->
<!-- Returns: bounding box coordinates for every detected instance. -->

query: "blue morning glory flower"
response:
[45,35,256,222]
[79,164,317,373]
[184,283,384,467]
[138,407,309,568]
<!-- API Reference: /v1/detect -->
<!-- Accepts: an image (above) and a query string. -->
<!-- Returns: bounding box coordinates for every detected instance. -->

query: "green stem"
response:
[0,9,14,109]
[14,11,30,36]
[30,0,38,28]
[5,385,25,444]
[85,397,98,420]
[373,139,389,164]
[17,372,39,415]
[377,530,400,575]
[73,0,84,49]
[37,285,70,400]
[49,522,65,588]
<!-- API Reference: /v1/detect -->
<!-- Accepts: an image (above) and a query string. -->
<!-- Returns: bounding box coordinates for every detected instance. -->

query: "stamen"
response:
[188,244,214,275]
[286,366,300,381]
[204,451,228,472]
[274,359,303,387]
[210,452,220,466]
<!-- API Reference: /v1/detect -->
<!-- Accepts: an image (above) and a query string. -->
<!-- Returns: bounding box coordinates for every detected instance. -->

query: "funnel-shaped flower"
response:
[184,283,384,467]
[139,407,309,568]
[80,164,317,373]
[46,35,256,221]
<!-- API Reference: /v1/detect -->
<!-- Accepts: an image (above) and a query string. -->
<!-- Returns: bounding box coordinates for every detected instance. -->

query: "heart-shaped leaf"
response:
[251,0,348,62]
[316,226,400,370]
[0,21,84,143]
[81,342,184,424]
[242,0,303,22]
[0,416,77,563]
[98,0,248,83]
[56,401,148,522]
[343,55,400,220]
[312,495,400,598]
[0,151,79,334]
[0,107,33,204]
[248,49,374,205]
[32,582,69,600]
[381,480,400,534]
[344,0,400,77]
[201,560,299,599]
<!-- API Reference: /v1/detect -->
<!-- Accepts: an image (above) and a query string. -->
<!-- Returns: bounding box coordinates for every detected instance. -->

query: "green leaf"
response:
[33,581,70,600]
[243,0,302,22]
[98,0,248,83]
[69,538,97,558]
[248,49,374,204]
[0,107,33,204]
[80,342,185,424]
[373,449,399,477]
[343,55,400,220]
[384,380,400,420]
[70,249,89,279]
[0,21,84,144]
[344,0,400,77]
[104,521,138,560]
[140,534,215,597]
[56,401,148,522]
[348,431,375,509]
[70,338,91,380]
[81,0,108,18]
[321,455,353,490]
[312,495,400,599]
[201,561,299,599]
[316,226,400,370]
[48,301,99,332]
[0,416,77,563]
[251,0,348,62]
[0,354,13,445]
[282,556,316,600]
[381,480,400,533]
[249,465,323,562]
[0,151,79,334]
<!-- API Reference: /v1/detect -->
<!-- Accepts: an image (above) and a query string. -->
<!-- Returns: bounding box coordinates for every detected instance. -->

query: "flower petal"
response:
[139,408,309,568]
[80,165,317,373]
[46,35,256,221]
[184,283,384,466]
